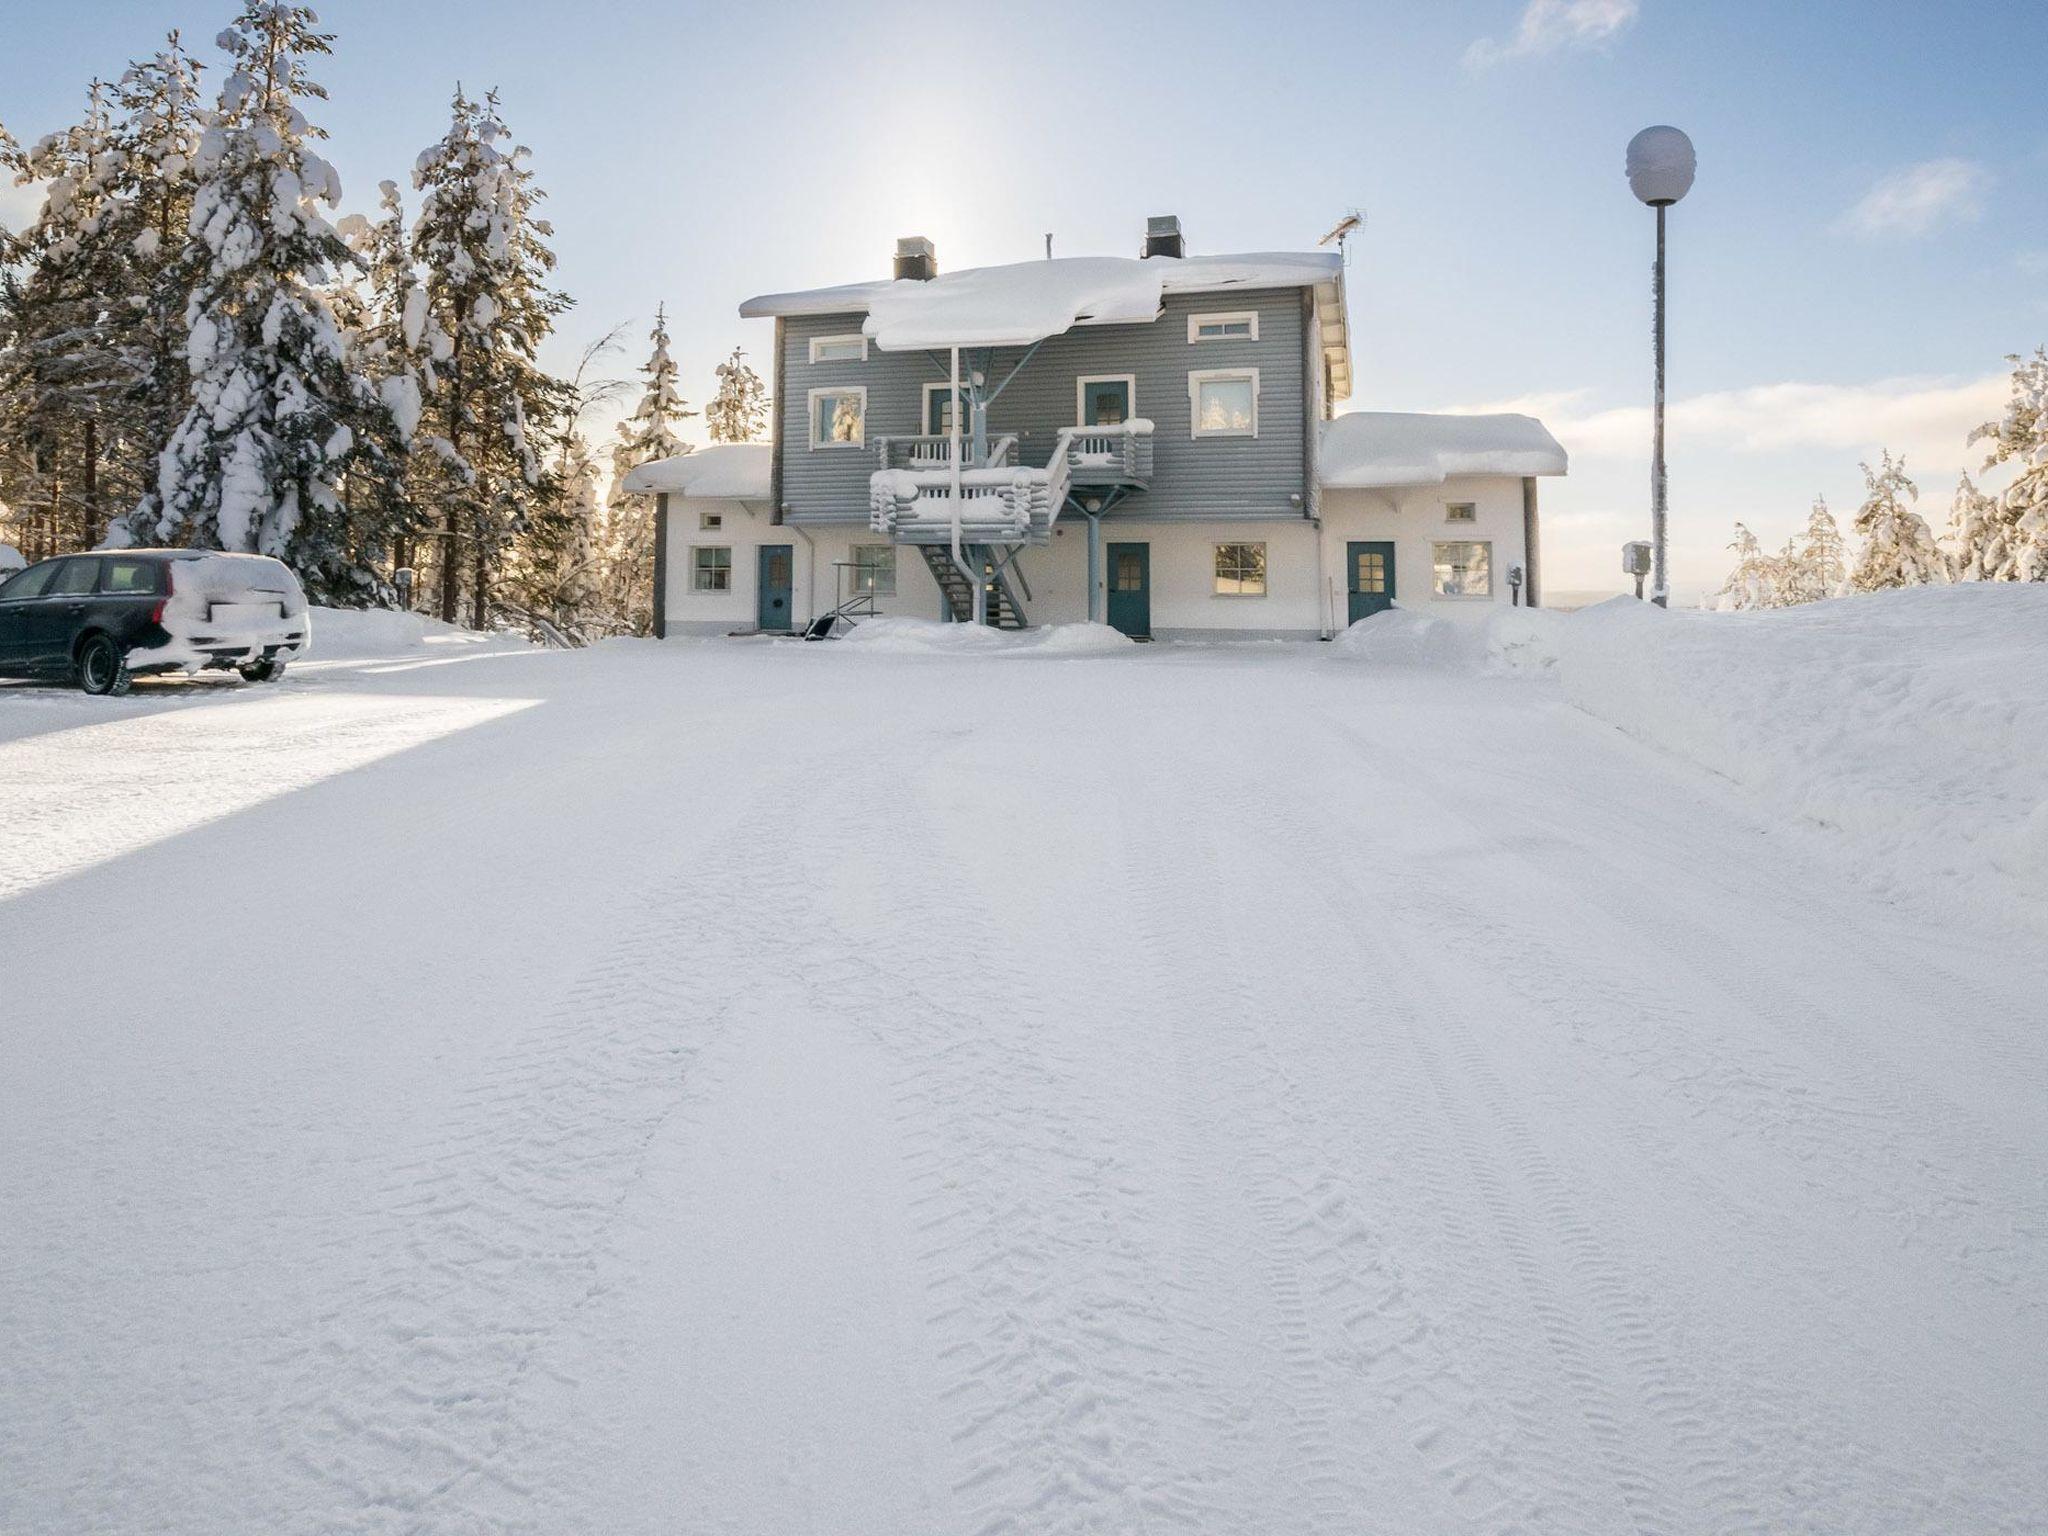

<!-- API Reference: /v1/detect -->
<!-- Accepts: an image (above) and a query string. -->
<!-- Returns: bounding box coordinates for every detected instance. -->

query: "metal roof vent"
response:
[894,236,937,281]
[1143,215,1185,259]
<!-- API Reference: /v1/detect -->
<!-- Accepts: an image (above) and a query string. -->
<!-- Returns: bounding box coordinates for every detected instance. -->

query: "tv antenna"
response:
[1318,210,1364,261]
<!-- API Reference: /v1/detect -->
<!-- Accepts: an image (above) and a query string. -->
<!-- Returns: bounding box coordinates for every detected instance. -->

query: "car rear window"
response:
[100,558,160,595]
[49,558,100,596]
[0,562,57,600]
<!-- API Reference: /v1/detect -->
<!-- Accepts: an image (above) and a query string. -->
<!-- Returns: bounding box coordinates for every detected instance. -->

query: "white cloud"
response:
[1464,0,1638,69]
[1836,158,1989,239]
[1441,372,2011,476]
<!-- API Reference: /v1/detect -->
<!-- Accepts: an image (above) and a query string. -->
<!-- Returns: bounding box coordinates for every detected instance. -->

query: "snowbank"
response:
[1560,587,2048,928]
[0,542,24,575]
[307,606,429,658]
[839,618,1133,657]
[1332,606,1564,673]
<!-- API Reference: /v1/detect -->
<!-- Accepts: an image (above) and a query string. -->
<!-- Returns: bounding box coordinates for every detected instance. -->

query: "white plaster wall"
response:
[1317,475,1531,627]
[1009,519,1323,636]
[662,503,948,633]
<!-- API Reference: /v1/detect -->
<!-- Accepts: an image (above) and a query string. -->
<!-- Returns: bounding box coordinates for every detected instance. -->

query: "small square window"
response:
[1214,542,1267,596]
[1188,311,1259,343]
[809,334,867,363]
[809,387,865,449]
[1445,502,1477,523]
[693,546,732,593]
[699,512,723,531]
[850,544,896,596]
[1190,370,1258,437]
[1432,540,1493,599]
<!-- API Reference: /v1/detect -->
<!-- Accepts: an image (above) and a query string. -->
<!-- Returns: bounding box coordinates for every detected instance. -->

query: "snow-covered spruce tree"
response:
[603,304,692,632]
[410,87,569,627]
[334,178,428,582]
[704,344,767,443]
[0,84,140,557]
[1944,471,2006,582]
[1714,521,1792,611]
[1790,495,1847,603]
[1967,348,2048,581]
[1848,451,1946,592]
[132,6,404,601]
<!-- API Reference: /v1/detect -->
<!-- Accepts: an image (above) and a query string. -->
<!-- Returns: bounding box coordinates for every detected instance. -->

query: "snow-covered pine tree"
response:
[1714,521,1790,610]
[1848,451,1946,592]
[603,304,692,632]
[131,5,403,601]
[100,34,207,518]
[1966,348,2048,581]
[1790,494,1847,603]
[704,344,767,443]
[1944,471,2006,582]
[410,86,569,626]
[335,177,427,581]
[0,83,139,556]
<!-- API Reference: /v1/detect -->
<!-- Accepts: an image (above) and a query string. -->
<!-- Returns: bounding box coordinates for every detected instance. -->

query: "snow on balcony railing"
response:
[1061,418,1153,483]
[869,465,1047,542]
[872,434,1019,472]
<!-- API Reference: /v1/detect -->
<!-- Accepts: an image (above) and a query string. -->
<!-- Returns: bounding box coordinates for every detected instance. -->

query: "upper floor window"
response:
[1445,502,1477,523]
[1189,368,1259,438]
[1188,311,1259,343]
[808,386,866,449]
[923,382,959,436]
[1433,540,1493,599]
[1214,542,1267,596]
[809,334,867,364]
[1077,375,1134,427]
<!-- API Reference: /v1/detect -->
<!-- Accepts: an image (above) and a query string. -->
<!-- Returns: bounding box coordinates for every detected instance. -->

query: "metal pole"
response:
[1651,202,1669,608]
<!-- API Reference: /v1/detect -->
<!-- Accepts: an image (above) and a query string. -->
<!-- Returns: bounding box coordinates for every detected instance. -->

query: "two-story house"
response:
[625,217,1566,639]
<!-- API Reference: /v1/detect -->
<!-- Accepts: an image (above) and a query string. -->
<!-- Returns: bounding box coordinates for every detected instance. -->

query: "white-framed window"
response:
[1190,368,1259,438]
[1188,310,1259,343]
[1445,501,1477,523]
[809,333,867,364]
[1213,541,1267,596]
[699,511,723,531]
[692,545,732,593]
[1076,374,1135,427]
[808,386,866,449]
[850,544,897,595]
[922,381,960,437]
[1432,540,1493,599]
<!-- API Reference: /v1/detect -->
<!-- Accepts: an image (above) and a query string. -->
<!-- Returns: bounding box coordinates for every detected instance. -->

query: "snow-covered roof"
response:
[619,443,772,500]
[742,251,1353,400]
[1318,412,1568,489]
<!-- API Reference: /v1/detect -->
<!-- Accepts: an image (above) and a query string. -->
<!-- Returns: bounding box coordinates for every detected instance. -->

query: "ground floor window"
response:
[850,544,897,595]
[1433,540,1493,598]
[1213,541,1267,596]
[693,546,732,592]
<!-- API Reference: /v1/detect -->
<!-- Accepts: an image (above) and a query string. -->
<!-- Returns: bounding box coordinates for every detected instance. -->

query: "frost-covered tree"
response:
[1714,521,1793,610]
[1849,452,1946,592]
[335,177,427,578]
[602,305,692,632]
[704,344,767,443]
[411,86,569,626]
[125,5,403,601]
[1944,471,2007,582]
[1787,495,1847,604]
[1967,348,2048,581]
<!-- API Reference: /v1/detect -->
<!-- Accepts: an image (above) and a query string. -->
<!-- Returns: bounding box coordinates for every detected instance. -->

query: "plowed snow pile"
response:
[1559,586,2048,927]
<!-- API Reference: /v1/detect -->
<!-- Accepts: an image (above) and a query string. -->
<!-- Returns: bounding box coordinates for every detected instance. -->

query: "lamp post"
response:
[1627,125,1695,608]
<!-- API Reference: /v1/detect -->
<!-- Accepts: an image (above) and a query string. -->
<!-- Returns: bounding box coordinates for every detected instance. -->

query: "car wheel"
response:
[77,634,131,696]
[239,658,285,683]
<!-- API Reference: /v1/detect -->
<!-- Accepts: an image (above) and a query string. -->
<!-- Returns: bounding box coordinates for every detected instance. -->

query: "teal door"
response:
[926,386,957,436]
[757,545,793,631]
[1081,378,1131,426]
[1346,541,1395,623]
[1106,542,1149,638]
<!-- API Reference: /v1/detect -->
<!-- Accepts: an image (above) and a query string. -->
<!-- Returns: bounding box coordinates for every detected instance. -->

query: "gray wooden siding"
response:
[775,288,1310,525]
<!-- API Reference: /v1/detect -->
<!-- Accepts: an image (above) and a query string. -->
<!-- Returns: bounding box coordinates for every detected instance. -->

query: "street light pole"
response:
[1627,125,1696,609]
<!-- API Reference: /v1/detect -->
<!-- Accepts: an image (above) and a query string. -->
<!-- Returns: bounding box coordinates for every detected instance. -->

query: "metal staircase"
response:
[919,545,1028,629]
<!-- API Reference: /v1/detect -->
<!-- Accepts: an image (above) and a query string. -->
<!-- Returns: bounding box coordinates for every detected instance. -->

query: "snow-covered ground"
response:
[2,594,2044,1534]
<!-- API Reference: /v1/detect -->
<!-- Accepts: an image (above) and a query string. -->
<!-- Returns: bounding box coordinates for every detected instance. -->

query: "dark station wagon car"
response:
[0,549,310,694]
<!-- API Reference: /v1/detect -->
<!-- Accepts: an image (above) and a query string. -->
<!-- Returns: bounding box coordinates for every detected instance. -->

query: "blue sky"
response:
[6,0,2045,598]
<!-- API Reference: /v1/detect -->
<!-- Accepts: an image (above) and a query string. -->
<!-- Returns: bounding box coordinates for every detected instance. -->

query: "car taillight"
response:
[149,567,172,624]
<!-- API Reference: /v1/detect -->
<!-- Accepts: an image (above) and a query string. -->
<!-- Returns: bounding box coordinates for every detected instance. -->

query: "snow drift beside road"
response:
[1333,606,1563,673]
[1560,586,2048,928]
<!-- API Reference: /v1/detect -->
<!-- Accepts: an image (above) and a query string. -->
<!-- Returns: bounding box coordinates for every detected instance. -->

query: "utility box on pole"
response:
[1622,541,1653,601]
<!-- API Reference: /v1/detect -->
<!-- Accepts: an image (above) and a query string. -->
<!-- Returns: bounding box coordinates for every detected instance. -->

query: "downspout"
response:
[1086,511,1102,624]
[652,492,669,639]
[769,318,786,523]
[1521,476,1542,608]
